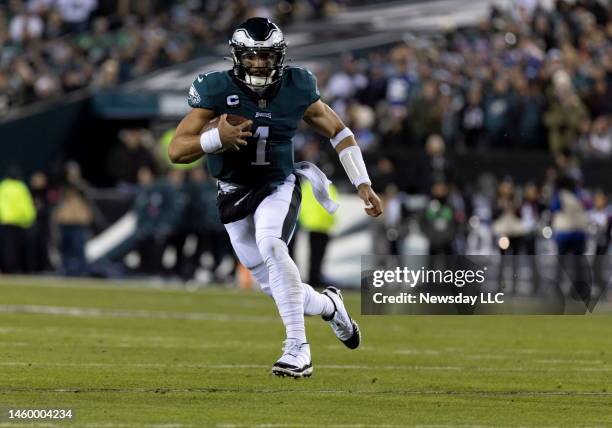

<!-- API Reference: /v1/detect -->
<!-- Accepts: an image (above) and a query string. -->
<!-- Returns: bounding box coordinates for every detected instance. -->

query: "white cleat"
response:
[322,286,361,349]
[271,339,313,378]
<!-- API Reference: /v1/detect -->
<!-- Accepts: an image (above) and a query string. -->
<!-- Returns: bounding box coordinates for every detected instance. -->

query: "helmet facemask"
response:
[231,46,286,92]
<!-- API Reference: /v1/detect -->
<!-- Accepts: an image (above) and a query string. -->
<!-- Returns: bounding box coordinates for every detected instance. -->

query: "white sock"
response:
[302,283,335,317]
[258,236,306,343]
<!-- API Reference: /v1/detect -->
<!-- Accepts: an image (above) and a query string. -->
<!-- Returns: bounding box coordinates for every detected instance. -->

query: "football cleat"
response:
[271,339,312,378]
[322,286,361,349]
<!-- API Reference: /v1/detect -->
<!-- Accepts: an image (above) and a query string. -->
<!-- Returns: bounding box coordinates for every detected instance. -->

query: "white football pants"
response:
[223,174,332,343]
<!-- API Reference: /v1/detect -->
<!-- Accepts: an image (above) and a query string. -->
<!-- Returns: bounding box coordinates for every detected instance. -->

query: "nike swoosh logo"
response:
[234,191,251,206]
[197,76,203,82]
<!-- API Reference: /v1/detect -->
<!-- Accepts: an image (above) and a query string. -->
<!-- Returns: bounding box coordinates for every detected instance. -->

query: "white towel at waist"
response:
[294,161,339,215]
[216,162,339,215]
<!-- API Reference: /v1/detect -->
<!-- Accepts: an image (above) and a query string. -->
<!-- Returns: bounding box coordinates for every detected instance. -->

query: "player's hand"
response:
[218,113,252,151]
[357,184,383,217]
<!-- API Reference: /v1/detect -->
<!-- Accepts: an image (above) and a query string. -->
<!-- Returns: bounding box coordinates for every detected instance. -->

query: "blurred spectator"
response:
[493,179,525,254]
[587,189,610,254]
[324,54,367,104]
[580,116,612,157]
[55,0,97,33]
[299,180,338,287]
[371,156,399,194]
[132,167,184,275]
[163,169,189,278]
[418,134,454,194]
[9,6,44,42]
[465,174,496,254]
[0,166,36,273]
[588,190,611,293]
[554,148,583,184]
[372,182,405,256]
[515,79,547,149]
[550,176,587,254]
[585,72,612,118]
[520,182,544,293]
[52,161,93,276]
[409,80,443,145]
[492,179,524,293]
[484,77,515,147]
[346,103,376,151]
[458,85,486,149]
[543,70,589,153]
[380,113,410,151]
[551,174,591,299]
[356,62,388,108]
[26,171,53,272]
[420,181,456,259]
[106,128,158,186]
[182,167,233,282]
[385,44,416,115]
[520,182,544,255]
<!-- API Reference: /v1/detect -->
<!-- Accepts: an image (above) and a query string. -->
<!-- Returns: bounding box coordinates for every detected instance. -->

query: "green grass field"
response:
[0,276,611,427]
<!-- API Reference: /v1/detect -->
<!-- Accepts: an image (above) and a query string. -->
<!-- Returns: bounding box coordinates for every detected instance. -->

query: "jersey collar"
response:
[230,70,282,107]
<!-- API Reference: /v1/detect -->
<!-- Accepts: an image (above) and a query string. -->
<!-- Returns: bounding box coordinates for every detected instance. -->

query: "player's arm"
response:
[303,99,382,217]
[168,109,252,164]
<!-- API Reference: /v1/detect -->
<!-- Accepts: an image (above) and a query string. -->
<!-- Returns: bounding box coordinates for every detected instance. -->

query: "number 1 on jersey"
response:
[251,126,270,166]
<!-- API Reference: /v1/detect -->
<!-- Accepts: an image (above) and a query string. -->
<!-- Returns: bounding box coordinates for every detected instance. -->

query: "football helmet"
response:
[229,17,287,92]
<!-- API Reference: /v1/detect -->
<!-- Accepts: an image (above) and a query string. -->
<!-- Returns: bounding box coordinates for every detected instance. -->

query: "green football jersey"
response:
[187,67,320,187]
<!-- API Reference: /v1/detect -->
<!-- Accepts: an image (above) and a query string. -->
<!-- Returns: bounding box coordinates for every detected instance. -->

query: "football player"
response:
[169,17,382,378]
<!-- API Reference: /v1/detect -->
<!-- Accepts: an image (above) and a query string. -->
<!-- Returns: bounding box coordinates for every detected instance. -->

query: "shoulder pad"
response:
[286,67,320,104]
[188,71,230,109]
[287,66,316,89]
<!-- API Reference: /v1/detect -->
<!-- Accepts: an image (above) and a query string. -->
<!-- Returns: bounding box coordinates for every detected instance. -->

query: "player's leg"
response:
[224,179,358,359]
[255,175,311,341]
[224,212,334,317]
[223,215,270,291]
[253,174,312,377]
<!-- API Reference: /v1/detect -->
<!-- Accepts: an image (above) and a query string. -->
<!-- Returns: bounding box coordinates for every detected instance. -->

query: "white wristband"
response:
[330,127,354,148]
[338,145,371,188]
[200,128,222,153]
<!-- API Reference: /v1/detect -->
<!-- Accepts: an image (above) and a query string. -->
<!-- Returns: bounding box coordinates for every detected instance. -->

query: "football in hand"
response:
[201,114,250,154]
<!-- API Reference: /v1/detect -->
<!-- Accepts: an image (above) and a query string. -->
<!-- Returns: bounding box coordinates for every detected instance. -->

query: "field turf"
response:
[0,276,611,427]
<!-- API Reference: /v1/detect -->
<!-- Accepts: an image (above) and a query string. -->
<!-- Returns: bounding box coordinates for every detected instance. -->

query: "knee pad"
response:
[257,236,289,265]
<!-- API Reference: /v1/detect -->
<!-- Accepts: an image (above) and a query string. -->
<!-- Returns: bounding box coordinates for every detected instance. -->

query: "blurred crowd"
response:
[310,0,611,155]
[0,150,235,281]
[366,137,611,295]
[2,0,609,154]
[1,124,611,294]
[0,0,611,291]
[0,0,343,113]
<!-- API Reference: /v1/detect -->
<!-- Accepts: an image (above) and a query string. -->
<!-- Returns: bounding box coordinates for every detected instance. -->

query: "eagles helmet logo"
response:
[229,17,287,92]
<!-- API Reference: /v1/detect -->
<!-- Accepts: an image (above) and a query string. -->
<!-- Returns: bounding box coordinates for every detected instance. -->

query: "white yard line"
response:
[0,326,609,365]
[1,386,611,397]
[0,361,610,373]
[0,304,276,323]
[0,275,251,295]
